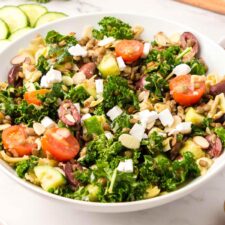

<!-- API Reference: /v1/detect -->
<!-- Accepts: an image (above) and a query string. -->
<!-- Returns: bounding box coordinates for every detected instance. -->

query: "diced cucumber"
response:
[19,4,48,27]
[180,140,205,159]
[185,107,204,125]
[35,12,67,27]
[0,19,9,39]
[34,165,66,191]
[98,53,120,78]
[0,6,28,33]
[8,27,33,41]
[0,40,11,50]
[84,116,104,135]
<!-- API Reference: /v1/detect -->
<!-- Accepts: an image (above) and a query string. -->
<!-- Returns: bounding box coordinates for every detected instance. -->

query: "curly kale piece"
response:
[15,156,38,178]
[145,73,169,99]
[145,46,181,76]
[111,113,132,134]
[92,16,134,40]
[65,85,90,104]
[36,55,50,74]
[141,131,165,156]
[45,30,77,64]
[188,58,207,75]
[139,152,200,192]
[80,135,123,166]
[103,76,139,110]
[45,30,77,45]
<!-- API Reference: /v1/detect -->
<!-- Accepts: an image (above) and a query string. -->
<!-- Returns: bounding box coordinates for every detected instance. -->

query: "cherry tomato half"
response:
[24,89,50,106]
[2,125,36,156]
[41,127,80,161]
[169,74,206,106]
[115,40,144,63]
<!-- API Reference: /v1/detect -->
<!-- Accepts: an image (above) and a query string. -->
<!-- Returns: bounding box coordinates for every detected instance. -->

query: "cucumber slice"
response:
[98,53,120,78]
[0,19,9,39]
[0,40,11,50]
[34,165,66,192]
[9,27,33,41]
[35,12,67,27]
[84,116,104,135]
[19,4,47,27]
[0,6,28,33]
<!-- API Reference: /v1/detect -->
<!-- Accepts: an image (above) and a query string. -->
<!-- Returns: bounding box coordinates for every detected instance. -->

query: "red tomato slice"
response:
[24,89,50,106]
[41,127,80,161]
[2,125,36,156]
[169,74,206,106]
[115,40,144,63]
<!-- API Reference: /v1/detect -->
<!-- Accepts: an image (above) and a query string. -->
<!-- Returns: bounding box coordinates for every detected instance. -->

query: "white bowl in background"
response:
[0,12,225,213]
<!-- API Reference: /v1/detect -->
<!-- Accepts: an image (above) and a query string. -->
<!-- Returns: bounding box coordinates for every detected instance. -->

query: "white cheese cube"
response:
[172,64,191,76]
[124,159,133,173]
[142,42,151,58]
[117,161,125,172]
[41,116,56,129]
[40,75,52,88]
[168,122,192,135]
[158,109,174,127]
[68,44,87,57]
[81,113,92,122]
[74,103,80,113]
[129,123,145,141]
[116,56,126,71]
[106,106,123,121]
[95,79,103,94]
[176,122,192,134]
[105,131,114,140]
[98,37,115,46]
[46,68,62,84]
[139,110,158,127]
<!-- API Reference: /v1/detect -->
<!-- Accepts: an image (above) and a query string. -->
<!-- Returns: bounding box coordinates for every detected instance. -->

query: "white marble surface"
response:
[0,0,225,225]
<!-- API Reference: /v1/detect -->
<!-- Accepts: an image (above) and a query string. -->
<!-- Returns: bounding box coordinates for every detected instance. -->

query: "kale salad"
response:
[0,16,225,203]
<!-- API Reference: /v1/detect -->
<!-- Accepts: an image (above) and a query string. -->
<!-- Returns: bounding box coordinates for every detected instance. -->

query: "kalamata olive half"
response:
[210,80,225,96]
[215,114,225,123]
[64,161,82,189]
[8,65,22,87]
[79,62,96,79]
[180,32,199,57]
[205,134,223,158]
[58,100,81,126]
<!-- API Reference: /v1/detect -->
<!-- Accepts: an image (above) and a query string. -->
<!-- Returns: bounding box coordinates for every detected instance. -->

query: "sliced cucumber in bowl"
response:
[0,19,9,39]
[35,12,67,27]
[0,6,28,33]
[19,4,48,27]
[8,27,33,41]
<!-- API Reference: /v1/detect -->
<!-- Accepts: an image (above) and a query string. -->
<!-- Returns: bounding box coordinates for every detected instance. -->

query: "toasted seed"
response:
[193,136,209,149]
[0,124,11,131]
[119,134,140,149]
[199,159,208,167]
[33,122,46,136]
[80,147,87,157]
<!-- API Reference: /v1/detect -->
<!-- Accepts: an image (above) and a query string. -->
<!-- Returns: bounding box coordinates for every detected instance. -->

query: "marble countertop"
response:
[0,0,225,225]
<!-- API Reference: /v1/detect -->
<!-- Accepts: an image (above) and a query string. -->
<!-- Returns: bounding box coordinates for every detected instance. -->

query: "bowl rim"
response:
[0,11,225,210]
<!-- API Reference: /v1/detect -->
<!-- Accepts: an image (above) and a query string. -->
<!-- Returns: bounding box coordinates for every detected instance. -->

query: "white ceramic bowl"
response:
[0,12,225,213]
